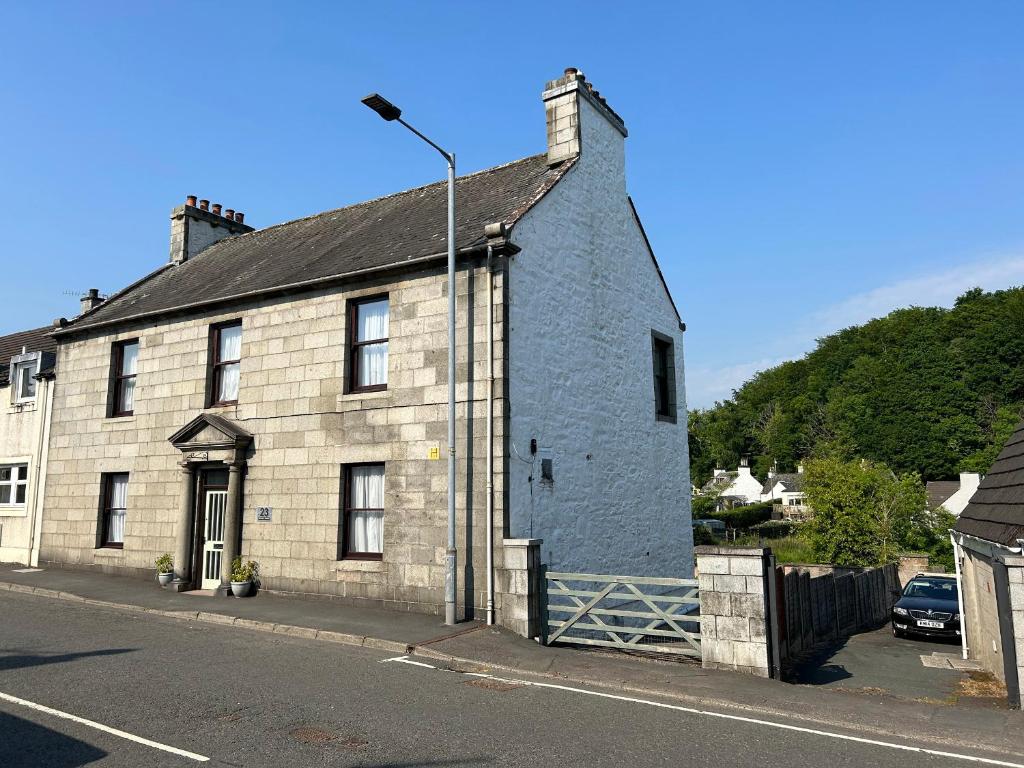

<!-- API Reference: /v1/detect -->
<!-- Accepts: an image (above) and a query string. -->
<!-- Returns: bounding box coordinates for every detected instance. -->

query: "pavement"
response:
[1,562,1021,761]
[3,590,1024,768]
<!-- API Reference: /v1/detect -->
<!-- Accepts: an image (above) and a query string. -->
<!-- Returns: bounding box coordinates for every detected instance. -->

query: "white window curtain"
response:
[349,465,384,553]
[357,299,388,387]
[119,343,138,413]
[108,474,128,544]
[218,325,242,402]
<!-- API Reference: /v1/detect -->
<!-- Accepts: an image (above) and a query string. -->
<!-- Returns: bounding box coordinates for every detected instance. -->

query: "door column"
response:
[170,462,194,592]
[219,461,244,593]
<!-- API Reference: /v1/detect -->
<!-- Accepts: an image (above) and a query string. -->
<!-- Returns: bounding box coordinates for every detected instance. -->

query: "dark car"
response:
[892,574,961,640]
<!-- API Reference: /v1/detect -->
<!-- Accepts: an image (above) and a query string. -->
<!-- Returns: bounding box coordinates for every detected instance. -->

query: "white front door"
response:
[201,490,228,590]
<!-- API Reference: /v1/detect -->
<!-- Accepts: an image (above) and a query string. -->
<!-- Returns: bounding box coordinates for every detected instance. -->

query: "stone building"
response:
[38,69,692,623]
[0,325,58,565]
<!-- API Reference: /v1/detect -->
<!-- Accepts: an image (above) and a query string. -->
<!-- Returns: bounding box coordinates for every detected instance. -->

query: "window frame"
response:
[99,472,129,549]
[12,359,38,403]
[651,330,677,423]
[209,320,243,407]
[110,339,139,417]
[0,463,29,507]
[347,295,390,394]
[339,462,385,561]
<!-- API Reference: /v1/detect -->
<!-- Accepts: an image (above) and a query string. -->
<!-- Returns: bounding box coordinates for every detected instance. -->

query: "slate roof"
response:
[761,473,805,495]
[62,154,575,335]
[701,472,737,493]
[0,325,58,386]
[955,420,1024,546]
[926,480,961,511]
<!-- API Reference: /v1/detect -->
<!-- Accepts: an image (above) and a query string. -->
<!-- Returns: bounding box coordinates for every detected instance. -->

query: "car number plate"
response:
[917,619,943,629]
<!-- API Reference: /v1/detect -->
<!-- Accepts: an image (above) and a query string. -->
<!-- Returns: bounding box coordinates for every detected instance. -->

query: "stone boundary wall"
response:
[778,562,900,662]
[695,545,780,678]
[497,538,542,638]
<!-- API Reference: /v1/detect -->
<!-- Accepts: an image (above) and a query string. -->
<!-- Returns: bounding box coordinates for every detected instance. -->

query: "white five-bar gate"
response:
[544,572,701,658]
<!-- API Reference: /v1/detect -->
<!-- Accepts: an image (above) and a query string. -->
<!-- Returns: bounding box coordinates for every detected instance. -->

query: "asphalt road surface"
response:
[0,591,1020,768]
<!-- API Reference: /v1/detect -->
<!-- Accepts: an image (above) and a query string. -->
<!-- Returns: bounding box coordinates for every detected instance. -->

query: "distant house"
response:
[0,325,58,565]
[952,424,1024,708]
[926,472,982,517]
[761,465,810,520]
[699,457,762,508]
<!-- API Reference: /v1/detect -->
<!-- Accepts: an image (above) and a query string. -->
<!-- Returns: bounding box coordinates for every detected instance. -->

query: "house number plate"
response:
[256,507,273,522]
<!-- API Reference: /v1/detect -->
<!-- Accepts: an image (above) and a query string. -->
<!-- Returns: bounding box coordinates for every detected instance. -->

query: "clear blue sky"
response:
[3,2,1023,407]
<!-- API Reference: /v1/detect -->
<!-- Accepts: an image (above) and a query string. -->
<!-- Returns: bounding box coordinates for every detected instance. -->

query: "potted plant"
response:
[155,553,174,587]
[229,557,259,597]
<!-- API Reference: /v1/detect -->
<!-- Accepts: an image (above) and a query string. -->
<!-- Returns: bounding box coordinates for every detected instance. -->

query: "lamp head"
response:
[361,93,402,121]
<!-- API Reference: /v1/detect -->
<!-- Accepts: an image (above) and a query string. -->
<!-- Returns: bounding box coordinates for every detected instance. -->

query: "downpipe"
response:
[486,245,495,625]
[951,531,969,661]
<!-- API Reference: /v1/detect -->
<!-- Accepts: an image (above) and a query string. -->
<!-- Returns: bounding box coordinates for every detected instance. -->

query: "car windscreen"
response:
[903,579,957,600]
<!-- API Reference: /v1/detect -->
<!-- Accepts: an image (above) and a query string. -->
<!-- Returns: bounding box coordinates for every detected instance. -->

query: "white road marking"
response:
[381,655,437,669]
[393,664,1024,768]
[0,690,209,762]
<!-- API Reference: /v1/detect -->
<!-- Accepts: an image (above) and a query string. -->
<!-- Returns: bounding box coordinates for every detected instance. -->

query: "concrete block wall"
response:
[496,538,542,638]
[40,258,509,618]
[695,546,777,678]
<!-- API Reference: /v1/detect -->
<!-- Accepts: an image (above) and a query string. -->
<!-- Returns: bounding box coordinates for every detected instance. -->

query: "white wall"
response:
[722,468,763,505]
[942,473,982,517]
[0,374,52,565]
[507,96,693,577]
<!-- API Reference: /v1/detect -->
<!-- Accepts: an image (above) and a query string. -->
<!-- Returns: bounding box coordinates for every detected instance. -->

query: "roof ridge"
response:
[191,153,549,253]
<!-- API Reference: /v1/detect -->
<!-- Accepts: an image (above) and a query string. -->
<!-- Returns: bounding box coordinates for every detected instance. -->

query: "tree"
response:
[688,287,1024,482]
[801,457,928,567]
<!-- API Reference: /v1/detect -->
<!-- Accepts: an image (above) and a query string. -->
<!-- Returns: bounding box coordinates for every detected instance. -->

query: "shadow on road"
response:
[0,647,136,672]
[0,712,106,768]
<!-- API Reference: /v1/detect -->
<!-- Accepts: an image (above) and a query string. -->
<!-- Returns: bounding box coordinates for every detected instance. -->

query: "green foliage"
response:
[154,553,173,574]
[692,524,719,546]
[690,492,720,519]
[689,287,1024,484]
[766,536,817,565]
[750,520,801,539]
[698,501,774,529]
[802,458,929,567]
[230,557,260,583]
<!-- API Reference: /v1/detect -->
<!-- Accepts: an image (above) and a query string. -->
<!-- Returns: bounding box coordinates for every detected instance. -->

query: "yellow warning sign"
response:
[428,446,440,460]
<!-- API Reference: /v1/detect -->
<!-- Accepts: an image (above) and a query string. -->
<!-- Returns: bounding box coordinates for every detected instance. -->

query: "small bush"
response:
[698,501,774,530]
[154,553,173,574]
[692,525,719,546]
[750,520,801,539]
[230,557,260,583]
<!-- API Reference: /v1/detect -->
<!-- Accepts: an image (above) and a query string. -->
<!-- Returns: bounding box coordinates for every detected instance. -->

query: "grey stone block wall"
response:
[496,538,542,638]
[695,545,777,678]
[40,258,511,619]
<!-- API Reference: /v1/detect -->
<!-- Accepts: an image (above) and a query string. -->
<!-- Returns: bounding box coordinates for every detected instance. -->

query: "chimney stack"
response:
[79,288,103,315]
[169,194,254,264]
[542,67,627,167]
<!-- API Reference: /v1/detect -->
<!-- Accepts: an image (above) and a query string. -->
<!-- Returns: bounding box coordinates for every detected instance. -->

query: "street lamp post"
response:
[362,93,458,626]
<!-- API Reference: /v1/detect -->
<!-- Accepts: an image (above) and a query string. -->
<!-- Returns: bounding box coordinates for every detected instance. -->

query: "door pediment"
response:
[169,413,253,454]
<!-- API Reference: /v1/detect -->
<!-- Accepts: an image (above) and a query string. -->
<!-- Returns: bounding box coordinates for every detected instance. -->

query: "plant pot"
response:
[157,571,174,587]
[230,580,251,598]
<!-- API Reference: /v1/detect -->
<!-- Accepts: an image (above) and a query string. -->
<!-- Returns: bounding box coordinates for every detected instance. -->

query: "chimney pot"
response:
[224,209,234,220]
[564,67,578,79]
[234,212,245,223]
[211,203,222,216]
[199,199,209,211]
[186,195,198,207]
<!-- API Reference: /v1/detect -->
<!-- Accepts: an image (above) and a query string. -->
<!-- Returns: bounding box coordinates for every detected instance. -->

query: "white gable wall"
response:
[507,96,692,577]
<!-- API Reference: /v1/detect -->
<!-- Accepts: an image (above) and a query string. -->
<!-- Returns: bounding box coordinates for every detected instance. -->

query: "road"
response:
[1,591,1021,768]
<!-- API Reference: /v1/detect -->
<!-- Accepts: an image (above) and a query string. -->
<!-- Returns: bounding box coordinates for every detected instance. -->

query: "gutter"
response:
[52,241,503,340]
[950,531,969,660]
